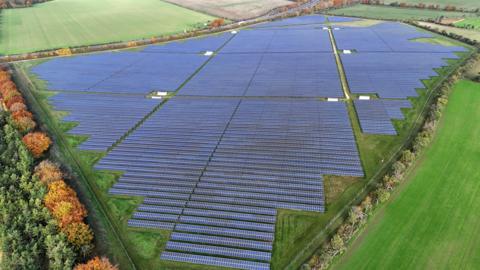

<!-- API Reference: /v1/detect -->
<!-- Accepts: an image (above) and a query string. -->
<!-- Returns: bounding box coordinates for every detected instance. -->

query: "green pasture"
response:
[455,18,480,29]
[327,4,475,20]
[0,0,215,55]
[334,80,480,270]
[382,0,480,9]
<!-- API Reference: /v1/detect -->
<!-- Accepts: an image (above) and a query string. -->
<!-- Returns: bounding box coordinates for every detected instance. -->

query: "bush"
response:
[400,150,415,165]
[34,160,63,185]
[12,110,33,120]
[74,257,118,270]
[392,160,407,179]
[375,188,390,204]
[0,80,16,94]
[2,89,21,101]
[330,234,345,253]
[5,95,25,109]
[44,181,78,210]
[63,222,94,248]
[22,131,52,158]
[209,18,225,28]
[13,116,37,133]
[9,102,27,112]
[52,200,87,228]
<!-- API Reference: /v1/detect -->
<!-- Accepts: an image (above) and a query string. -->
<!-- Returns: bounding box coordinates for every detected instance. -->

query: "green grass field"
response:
[334,80,480,270]
[382,0,480,9]
[0,0,215,55]
[455,18,480,29]
[327,5,475,20]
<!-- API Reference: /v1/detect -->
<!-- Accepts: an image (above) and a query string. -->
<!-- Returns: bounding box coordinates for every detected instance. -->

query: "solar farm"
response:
[24,15,467,270]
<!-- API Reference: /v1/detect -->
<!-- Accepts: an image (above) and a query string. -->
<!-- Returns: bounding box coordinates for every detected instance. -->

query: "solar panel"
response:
[161,252,270,270]
[170,232,273,251]
[166,241,272,261]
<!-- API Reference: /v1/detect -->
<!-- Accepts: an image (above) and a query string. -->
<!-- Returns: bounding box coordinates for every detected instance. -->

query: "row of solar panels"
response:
[341,52,459,99]
[334,22,466,53]
[354,100,412,135]
[49,93,159,151]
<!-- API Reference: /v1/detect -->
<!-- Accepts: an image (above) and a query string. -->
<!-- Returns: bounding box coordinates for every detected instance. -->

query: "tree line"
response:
[0,69,116,269]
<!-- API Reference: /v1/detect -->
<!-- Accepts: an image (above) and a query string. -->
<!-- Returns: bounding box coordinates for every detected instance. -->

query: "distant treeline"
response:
[0,0,51,9]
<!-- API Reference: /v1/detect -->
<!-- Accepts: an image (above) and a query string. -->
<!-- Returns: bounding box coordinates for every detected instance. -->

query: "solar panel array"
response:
[142,33,232,53]
[327,16,359,22]
[30,14,468,269]
[334,22,467,53]
[252,14,326,28]
[354,100,412,135]
[49,93,160,151]
[32,53,208,94]
[246,53,342,97]
[221,28,332,53]
[95,98,239,198]
[342,52,457,98]
[96,98,363,269]
[179,53,263,96]
[179,52,342,97]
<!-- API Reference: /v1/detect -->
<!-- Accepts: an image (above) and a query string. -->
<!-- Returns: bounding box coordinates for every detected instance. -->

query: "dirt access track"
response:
[163,0,293,20]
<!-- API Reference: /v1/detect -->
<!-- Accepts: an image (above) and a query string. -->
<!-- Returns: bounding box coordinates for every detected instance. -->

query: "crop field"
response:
[382,0,480,9]
[17,15,469,270]
[0,0,215,55]
[162,0,292,20]
[334,80,480,270]
[417,21,480,42]
[327,5,476,20]
[455,18,480,29]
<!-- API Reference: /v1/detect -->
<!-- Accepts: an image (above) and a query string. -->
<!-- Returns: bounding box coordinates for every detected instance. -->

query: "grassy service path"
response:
[334,80,480,270]
[0,0,215,55]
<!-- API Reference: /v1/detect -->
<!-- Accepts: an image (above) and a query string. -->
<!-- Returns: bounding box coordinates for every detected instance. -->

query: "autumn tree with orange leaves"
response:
[14,116,36,133]
[44,181,78,210]
[22,131,51,157]
[52,200,87,228]
[74,257,118,270]
[64,222,94,247]
[44,180,94,253]
[209,18,225,28]
[34,160,63,185]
